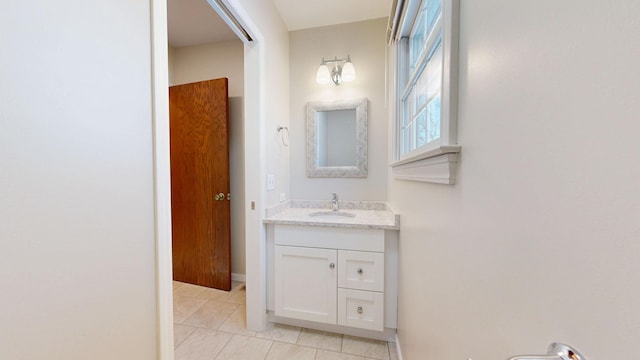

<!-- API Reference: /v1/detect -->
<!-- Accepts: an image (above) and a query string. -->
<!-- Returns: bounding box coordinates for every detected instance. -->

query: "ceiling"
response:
[273,0,391,31]
[168,0,237,47]
[168,0,392,48]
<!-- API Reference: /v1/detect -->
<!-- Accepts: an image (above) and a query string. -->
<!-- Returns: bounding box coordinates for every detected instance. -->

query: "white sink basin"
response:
[308,211,356,219]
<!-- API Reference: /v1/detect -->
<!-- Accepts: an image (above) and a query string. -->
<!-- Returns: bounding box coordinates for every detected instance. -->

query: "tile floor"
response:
[173,281,398,360]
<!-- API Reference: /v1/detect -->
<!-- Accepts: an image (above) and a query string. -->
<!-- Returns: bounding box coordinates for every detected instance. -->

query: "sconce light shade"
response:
[316,55,356,85]
[316,64,331,85]
[341,60,356,82]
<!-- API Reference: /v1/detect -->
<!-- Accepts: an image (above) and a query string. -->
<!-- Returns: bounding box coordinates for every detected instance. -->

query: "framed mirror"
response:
[306,98,368,178]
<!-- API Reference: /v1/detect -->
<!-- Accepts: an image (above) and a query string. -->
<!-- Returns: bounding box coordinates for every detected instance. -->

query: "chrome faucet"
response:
[331,193,339,211]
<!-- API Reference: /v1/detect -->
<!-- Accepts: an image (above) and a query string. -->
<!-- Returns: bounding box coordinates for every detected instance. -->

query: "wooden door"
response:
[170,78,231,291]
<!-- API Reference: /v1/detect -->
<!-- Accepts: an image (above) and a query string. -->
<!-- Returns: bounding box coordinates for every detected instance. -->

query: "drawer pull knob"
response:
[357,306,364,314]
[357,268,363,275]
[329,263,335,269]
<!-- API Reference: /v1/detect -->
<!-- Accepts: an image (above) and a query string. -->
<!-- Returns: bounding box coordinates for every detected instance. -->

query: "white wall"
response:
[0,1,157,359]
[233,0,290,331]
[289,18,388,201]
[233,0,290,208]
[171,40,244,97]
[168,45,176,86]
[170,40,247,276]
[390,1,640,359]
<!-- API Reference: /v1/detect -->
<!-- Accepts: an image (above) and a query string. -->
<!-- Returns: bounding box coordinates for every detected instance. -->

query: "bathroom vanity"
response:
[264,201,399,341]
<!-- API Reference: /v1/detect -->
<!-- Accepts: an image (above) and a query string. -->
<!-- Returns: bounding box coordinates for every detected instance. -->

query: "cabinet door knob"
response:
[357,268,363,275]
[329,263,335,269]
[357,306,363,314]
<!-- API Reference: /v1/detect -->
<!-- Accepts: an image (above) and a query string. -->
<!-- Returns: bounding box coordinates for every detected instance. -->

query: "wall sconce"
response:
[316,55,356,85]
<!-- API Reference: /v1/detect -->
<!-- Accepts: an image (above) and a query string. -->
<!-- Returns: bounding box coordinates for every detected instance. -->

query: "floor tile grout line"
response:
[262,340,275,360]
[175,321,391,358]
[175,281,393,359]
[211,332,234,360]
[172,326,195,349]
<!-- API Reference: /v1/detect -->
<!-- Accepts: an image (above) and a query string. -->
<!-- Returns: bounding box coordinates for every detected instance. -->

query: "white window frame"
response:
[390,0,460,184]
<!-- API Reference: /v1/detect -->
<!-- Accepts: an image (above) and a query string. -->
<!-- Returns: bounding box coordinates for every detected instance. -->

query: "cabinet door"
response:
[274,246,337,324]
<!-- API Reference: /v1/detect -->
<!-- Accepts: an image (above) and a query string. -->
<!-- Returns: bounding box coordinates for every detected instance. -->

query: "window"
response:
[389,0,460,184]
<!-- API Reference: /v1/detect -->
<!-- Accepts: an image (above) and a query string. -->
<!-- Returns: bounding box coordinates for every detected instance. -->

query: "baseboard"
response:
[232,273,246,282]
[395,333,404,360]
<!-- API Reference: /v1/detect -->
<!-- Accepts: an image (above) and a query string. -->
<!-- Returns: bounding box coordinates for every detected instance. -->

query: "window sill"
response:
[390,145,461,184]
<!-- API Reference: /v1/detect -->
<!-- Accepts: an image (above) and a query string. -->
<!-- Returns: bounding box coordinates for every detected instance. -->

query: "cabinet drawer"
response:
[338,250,384,292]
[337,288,384,331]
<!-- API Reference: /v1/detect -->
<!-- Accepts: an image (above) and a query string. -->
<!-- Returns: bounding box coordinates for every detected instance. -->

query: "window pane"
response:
[416,110,427,147]
[426,95,441,143]
[409,7,426,71]
[414,71,426,113]
[403,87,416,126]
[402,122,414,154]
[399,0,446,157]
[426,42,443,101]
[426,0,442,36]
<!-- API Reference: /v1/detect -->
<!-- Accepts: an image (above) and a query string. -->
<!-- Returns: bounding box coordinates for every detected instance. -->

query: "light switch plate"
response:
[279,193,286,202]
[267,174,275,191]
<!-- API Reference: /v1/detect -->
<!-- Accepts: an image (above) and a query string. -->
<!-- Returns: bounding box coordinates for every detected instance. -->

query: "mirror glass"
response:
[306,98,367,178]
[317,109,357,166]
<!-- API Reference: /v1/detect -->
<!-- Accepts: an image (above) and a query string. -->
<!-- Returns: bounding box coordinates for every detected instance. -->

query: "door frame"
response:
[150,1,267,359]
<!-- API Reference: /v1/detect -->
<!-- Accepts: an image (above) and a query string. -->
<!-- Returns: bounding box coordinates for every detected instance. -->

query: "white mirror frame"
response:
[306,98,368,178]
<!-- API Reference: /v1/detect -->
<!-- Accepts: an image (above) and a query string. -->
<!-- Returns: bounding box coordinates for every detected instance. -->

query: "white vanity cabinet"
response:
[271,224,397,336]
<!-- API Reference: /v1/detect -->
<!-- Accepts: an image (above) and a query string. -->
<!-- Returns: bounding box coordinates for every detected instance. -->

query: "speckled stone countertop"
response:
[263,200,400,230]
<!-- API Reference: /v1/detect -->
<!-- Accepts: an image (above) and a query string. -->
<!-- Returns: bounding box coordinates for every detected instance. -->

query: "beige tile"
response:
[173,281,185,292]
[174,328,231,360]
[173,296,207,323]
[231,282,245,292]
[173,324,197,348]
[388,342,399,360]
[183,300,238,330]
[265,342,316,360]
[174,282,207,298]
[315,349,366,360]
[196,287,232,302]
[226,291,246,304]
[342,336,389,360]
[214,335,273,360]
[296,328,342,352]
[218,305,256,336]
[256,322,301,344]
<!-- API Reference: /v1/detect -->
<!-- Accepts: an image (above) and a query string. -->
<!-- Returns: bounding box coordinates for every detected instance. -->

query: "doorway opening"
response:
[151,0,267,358]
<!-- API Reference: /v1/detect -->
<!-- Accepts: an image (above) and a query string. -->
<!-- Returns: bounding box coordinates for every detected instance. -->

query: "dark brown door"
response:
[170,78,231,291]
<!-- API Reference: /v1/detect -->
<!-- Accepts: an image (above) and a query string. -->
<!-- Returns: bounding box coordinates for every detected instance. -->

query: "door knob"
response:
[214,193,225,201]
